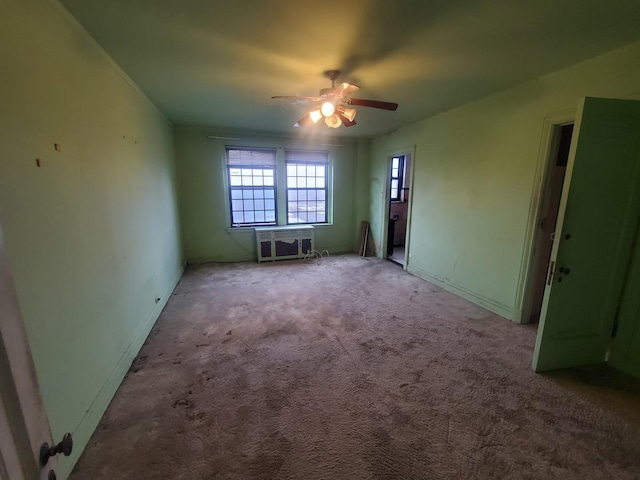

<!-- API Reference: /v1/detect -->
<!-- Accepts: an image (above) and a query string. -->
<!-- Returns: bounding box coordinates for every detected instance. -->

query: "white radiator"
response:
[255,225,314,262]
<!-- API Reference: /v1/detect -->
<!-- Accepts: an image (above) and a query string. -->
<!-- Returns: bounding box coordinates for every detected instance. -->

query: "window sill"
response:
[226,223,333,234]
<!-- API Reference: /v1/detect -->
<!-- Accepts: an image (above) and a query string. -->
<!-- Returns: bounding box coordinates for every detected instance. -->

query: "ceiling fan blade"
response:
[294,113,312,127]
[331,82,360,98]
[347,98,398,111]
[337,112,356,127]
[271,95,320,102]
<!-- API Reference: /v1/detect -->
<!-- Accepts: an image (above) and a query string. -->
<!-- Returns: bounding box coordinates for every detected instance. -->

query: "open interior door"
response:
[1,224,67,479]
[608,221,640,378]
[533,97,640,372]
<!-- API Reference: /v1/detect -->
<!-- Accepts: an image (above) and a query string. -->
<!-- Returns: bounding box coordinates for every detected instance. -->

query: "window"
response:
[285,150,328,224]
[390,155,405,201]
[227,148,277,227]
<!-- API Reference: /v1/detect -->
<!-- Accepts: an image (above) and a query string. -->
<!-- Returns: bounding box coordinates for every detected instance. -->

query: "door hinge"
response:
[546,261,555,286]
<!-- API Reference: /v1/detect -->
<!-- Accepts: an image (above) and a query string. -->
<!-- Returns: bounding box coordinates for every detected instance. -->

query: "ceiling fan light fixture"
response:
[321,101,335,117]
[325,114,342,128]
[340,106,357,122]
[309,108,323,123]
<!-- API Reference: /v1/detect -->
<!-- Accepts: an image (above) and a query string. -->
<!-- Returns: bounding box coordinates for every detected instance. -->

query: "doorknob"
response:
[40,433,73,466]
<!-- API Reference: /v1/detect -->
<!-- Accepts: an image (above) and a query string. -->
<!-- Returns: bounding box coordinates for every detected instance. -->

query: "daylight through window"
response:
[285,150,328,224]
[227,148,277,227]
[390,155,405,201]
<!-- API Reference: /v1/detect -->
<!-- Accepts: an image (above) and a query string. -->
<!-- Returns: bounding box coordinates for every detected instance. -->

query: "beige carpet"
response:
[71,255,640,479]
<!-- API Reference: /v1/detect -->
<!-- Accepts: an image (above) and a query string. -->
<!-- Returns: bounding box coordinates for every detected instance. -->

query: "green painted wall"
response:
[369,41,640,322]
[354,138,373,250]
[175,126,361,262]
[0,0,183,477]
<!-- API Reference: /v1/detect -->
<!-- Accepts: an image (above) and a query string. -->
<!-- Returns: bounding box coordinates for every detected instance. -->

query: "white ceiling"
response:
[59,0,640,138]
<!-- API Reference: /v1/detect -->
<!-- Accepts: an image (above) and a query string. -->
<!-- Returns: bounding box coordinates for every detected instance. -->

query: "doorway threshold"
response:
[388,246,406,267]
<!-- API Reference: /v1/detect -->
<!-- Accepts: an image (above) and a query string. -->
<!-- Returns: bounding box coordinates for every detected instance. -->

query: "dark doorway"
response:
[527,123,574,323]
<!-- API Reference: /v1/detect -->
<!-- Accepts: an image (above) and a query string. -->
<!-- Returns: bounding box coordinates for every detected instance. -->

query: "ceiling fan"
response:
[271,70,398,129]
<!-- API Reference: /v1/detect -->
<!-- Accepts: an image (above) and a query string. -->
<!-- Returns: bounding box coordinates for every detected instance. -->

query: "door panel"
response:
[533,97,640,372]
[609,222,640,378]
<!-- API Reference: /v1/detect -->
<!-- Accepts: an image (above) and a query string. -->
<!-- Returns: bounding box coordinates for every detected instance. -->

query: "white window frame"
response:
[224,147,332,228]
[285,150,329,225]
[226,148,278,228]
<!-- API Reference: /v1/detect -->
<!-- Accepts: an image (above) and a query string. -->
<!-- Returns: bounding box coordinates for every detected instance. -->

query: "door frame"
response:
[380,145,416,269]
[514,110,576,324]
[0,224,56,479]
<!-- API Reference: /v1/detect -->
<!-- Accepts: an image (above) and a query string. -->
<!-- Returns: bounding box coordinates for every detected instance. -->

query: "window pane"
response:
[227,155,276,226]
[285,160,327,224]
[391,188,398,199]
[242,175,253,186]
[391,179,399,191]
[392,168,399,178]
[392,158,399,169]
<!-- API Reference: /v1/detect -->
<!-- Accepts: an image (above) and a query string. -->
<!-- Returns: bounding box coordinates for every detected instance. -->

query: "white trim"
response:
[512,109,576,323]
[402,148,417,270]
[380,146,415,265]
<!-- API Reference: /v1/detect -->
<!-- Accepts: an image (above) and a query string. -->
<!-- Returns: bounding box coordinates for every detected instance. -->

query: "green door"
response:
[608,224,640,378]
[532,97,640,372]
